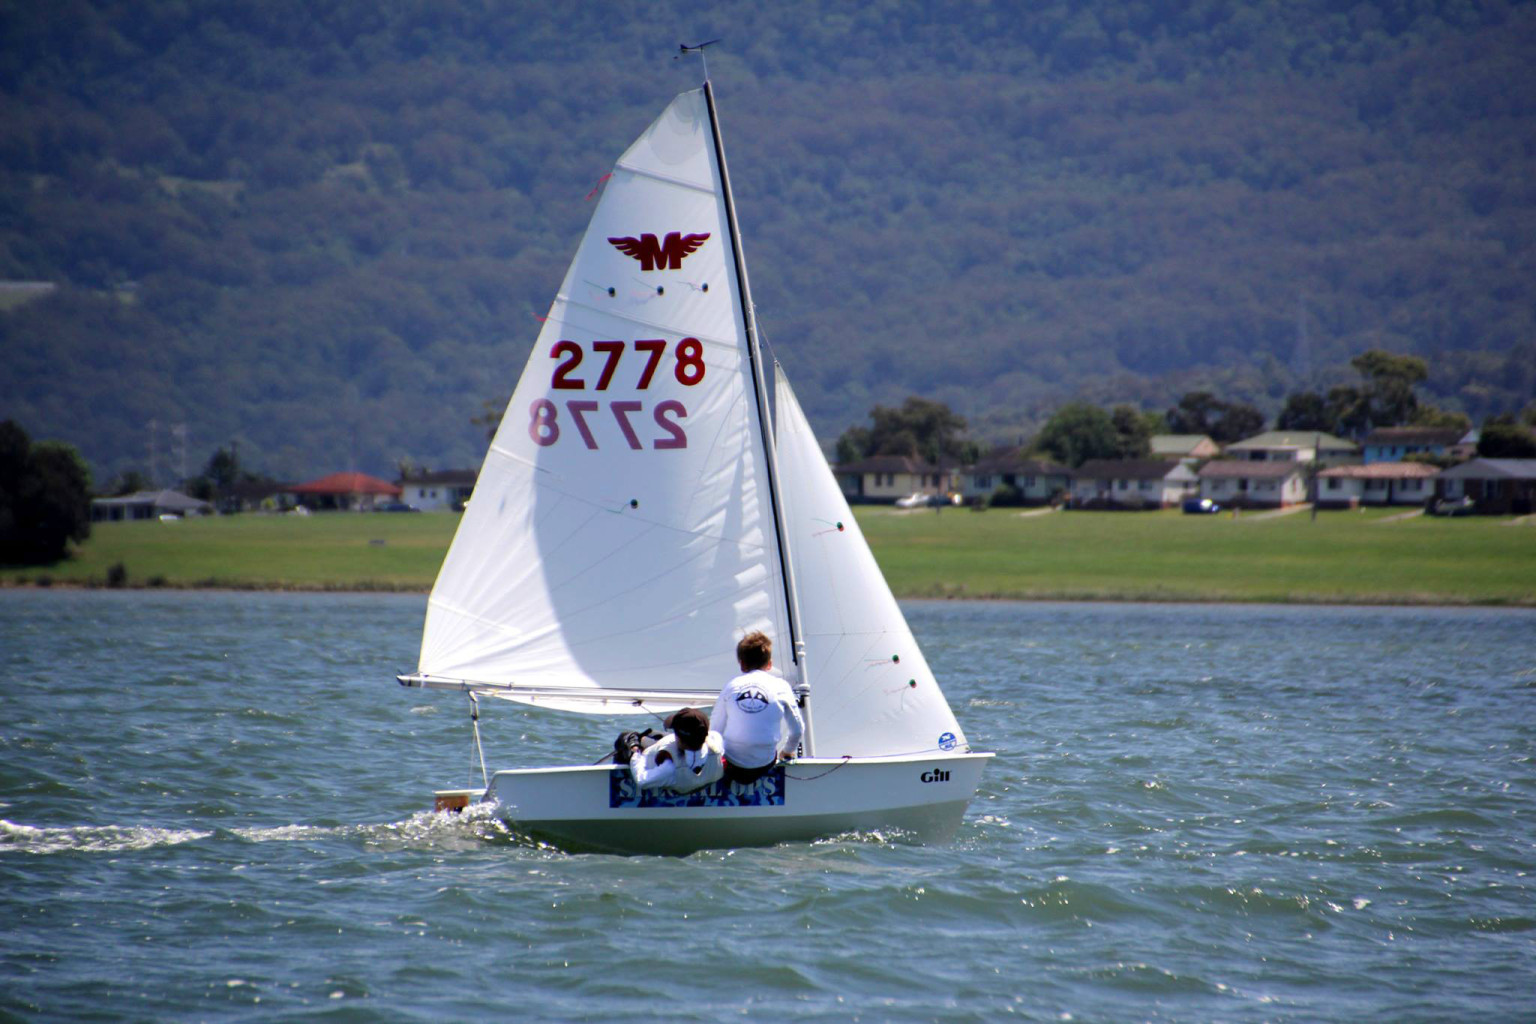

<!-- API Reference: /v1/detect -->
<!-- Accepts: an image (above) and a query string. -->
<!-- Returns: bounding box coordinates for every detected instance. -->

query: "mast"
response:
[700,75,815,755]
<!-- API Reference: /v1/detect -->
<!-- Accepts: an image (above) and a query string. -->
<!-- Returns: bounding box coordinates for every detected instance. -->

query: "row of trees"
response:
[836,348,1536,471]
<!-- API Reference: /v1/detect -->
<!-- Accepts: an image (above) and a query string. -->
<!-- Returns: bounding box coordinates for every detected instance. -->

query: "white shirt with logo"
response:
[710,669,805,770]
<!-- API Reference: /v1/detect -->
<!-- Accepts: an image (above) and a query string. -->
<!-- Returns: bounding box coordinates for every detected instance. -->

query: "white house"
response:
[836,455,956,504]
[957,450,1069,505]
[1224,431,1358,463]
[1069,460,1199,509]
[398,469,476,511]
[1315,462,1439,508]
[1197,460,1309,508]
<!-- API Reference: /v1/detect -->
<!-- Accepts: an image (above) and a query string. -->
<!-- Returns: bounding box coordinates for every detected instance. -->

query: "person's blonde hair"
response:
[736,631,772,671]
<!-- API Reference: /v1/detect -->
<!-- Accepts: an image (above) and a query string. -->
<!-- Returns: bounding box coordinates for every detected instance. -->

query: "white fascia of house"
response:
[1197,460,1309,507]
[1070,460,1199,507]
[836,456,955,503]
[1316,463,1439,506]
[397,470,477,511]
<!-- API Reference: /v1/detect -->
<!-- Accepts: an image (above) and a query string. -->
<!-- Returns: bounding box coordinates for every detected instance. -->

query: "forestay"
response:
[773,374,968,758]
[413,90,793,713]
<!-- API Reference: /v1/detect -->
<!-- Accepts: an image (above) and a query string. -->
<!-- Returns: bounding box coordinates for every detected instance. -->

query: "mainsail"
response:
[414,90,792,712]
[773,373,968,759]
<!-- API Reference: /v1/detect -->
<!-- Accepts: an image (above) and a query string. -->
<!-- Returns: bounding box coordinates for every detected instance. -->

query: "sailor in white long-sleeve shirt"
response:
[626,707,725,793]
[711,631,803,785]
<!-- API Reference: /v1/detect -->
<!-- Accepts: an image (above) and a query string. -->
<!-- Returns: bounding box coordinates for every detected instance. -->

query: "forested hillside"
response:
[2,0,1534,482]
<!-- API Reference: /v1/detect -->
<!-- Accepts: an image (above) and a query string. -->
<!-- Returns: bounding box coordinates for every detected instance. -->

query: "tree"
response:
[1276,391,1336,432]
[1212,402,1265,444]
[205,446,241,494]
[1351,348,1429,428]
[105,468,152,496]
[1409,405,1471,431]
[836,396,969,464]
[1327,385,1372,439]
[1165,392,1225,436]
[472,397,507,442]
[1034,402,1119,468]
[1109,404,1154,459]
[1477,417,1536,458]
[0,420,93,565]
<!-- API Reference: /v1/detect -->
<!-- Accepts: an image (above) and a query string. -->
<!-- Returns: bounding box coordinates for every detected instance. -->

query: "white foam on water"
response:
[0,818,212,854]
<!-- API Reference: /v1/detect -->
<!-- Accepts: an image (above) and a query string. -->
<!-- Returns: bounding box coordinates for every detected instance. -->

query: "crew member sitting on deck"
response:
[712,631,804,785]
[624,707,725,793]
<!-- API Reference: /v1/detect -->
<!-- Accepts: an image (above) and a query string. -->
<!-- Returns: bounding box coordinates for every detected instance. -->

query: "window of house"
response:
[975,475,992,489]
[1140,480,1153,491]
[1023,476,1035,488]
[1365,479,1386,491]
[1326,479,1340,490]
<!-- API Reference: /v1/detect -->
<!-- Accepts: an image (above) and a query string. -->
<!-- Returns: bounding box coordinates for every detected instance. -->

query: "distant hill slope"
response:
[2,0,1533,482]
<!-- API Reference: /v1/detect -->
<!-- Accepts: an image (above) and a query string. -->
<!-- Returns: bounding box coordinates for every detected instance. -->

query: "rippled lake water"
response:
[2,591,1533,1021]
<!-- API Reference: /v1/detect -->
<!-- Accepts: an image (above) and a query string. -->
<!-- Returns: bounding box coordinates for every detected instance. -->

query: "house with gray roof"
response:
[836,455,957,504]
[91,489,212,522]
[1434,459,1536,515]
[1316,462,1439,508]
[1197,460,1309,508]
[1070,459,1199,510]
[957,449,1069,505]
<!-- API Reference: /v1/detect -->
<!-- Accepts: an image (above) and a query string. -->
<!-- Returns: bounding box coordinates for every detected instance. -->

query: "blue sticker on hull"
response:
[609,767,786,808]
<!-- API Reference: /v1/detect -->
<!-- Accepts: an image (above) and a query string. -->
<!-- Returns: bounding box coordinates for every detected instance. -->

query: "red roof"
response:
[290,471,401,496]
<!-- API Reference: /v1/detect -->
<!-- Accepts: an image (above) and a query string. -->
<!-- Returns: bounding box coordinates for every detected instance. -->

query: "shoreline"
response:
[4,578,1532,609]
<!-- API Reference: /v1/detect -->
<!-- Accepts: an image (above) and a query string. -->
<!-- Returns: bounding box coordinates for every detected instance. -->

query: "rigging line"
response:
[703,78,803,670]
[784,755,851,781]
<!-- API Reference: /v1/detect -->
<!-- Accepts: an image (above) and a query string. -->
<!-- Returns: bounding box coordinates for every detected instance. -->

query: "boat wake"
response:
[0,804,549,856]
[0,818,212,854]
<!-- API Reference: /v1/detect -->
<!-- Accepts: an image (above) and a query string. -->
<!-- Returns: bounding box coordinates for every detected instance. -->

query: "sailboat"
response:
[398,76,992,855]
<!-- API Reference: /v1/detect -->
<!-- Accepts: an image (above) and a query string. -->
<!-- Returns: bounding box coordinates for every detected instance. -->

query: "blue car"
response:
[1182,497,1221,514]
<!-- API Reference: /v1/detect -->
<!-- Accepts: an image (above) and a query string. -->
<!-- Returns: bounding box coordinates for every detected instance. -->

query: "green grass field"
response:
[10,505,1535,605]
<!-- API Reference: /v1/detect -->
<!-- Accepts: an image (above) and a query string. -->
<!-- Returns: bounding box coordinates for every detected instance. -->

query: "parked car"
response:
[1428,496,1475,517]
[1182,497,1221,514]
[375,501,421,513]
[896,492,961,509]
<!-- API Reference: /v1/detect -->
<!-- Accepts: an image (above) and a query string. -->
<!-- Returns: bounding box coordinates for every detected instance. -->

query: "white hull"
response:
[482,752,994,855]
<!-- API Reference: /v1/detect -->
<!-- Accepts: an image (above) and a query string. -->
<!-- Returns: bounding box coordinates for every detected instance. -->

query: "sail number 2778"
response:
[529,338,705,450]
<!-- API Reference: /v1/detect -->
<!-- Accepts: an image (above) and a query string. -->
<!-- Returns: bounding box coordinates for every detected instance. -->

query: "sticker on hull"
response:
[609,767,786,808]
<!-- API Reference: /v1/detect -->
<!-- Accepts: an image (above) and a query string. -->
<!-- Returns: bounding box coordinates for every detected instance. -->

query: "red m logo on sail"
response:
[608,232,710,271]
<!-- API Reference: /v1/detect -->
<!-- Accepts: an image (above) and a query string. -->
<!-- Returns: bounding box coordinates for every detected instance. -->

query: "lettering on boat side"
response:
[608,232,710,271]
[609,767,786,809]
[921,769,951,784]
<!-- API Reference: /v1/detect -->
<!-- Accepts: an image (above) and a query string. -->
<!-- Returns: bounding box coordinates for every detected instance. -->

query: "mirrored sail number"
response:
[531,338,704,450]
